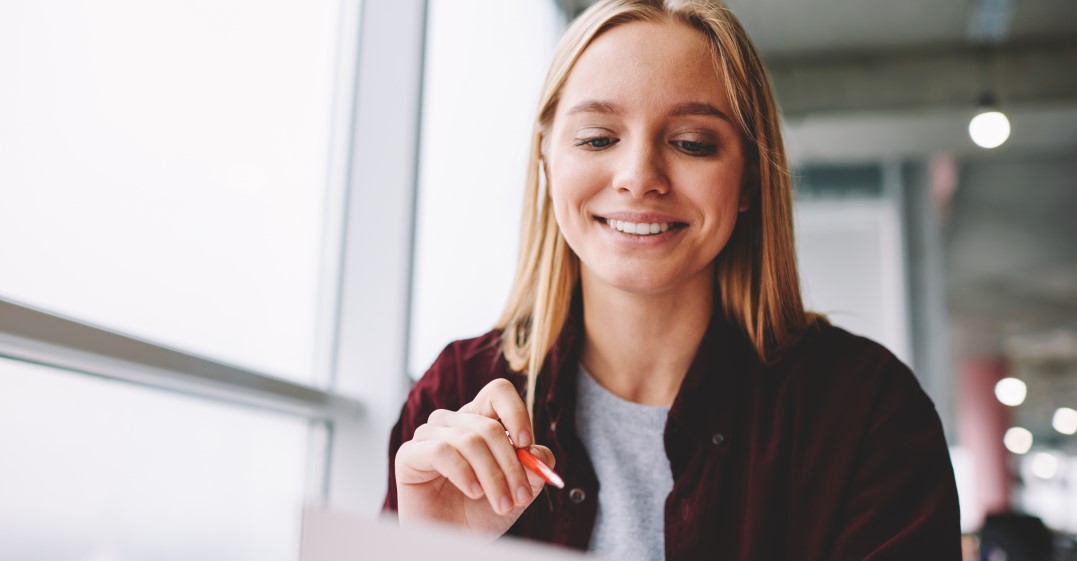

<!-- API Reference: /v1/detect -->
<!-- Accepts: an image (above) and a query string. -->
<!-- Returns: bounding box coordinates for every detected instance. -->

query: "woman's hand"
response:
[394,378,557,537]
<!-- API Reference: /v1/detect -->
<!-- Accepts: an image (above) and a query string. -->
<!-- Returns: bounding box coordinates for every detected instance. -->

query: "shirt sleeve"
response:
[827,358,963,560]
[381,343,466,515]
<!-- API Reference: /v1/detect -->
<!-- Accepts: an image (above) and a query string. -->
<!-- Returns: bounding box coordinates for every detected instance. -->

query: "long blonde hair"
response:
[495,0,818,417]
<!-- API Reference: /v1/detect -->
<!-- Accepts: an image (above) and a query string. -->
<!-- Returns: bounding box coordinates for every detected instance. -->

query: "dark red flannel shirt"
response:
[383,313,962,560]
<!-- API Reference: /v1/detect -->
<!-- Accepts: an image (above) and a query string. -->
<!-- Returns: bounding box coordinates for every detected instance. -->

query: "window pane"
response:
[409,0,563,378]
[795,198,911,364]
[0,357,315,561]
[0,0,341,382]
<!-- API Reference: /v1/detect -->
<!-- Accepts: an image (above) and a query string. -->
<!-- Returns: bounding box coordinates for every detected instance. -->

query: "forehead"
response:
[557,19,730,116]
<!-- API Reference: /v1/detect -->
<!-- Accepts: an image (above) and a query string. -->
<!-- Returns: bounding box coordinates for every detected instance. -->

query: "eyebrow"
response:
[668,101,732,123]
[566,99,624,116]
[565,99,732,123]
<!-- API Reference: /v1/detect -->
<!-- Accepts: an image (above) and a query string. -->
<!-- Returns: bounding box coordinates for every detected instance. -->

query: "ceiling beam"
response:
[768,41,1077,118]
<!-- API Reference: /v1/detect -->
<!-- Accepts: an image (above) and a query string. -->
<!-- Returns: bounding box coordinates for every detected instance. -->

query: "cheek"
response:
[692,169,746,235]
[545,168,580,235]
[687,162,743,202]
[548,157,605,211]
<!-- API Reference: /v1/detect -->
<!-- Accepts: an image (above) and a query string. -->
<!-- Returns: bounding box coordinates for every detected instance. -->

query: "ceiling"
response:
[721,0,1077,55]
[560,0,1077,55]
[560,0,1077,445]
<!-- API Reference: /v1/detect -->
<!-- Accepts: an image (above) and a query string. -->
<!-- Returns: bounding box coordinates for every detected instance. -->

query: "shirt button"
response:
[568,487,586,504]
[711,433,726,446]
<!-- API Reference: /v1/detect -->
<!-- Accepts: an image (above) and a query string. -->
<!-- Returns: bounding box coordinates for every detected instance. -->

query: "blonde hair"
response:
[495,0,819,417]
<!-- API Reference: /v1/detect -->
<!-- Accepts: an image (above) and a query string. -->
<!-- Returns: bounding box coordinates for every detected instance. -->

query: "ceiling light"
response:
[969,93,1011,149]
[1003,427,1033,455]
[994,377,1026,406]
[1053,407,1077,435]
[1030,452,1059,479]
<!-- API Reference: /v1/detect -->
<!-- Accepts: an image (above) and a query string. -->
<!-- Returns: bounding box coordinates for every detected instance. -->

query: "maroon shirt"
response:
[383,313,961,560]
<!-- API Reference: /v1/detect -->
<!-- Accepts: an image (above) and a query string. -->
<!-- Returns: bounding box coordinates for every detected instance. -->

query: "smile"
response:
[604,217,671,236]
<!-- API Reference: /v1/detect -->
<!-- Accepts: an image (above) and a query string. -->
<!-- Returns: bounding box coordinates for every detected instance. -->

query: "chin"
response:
[592,269,681,296]
[581,257,717,298]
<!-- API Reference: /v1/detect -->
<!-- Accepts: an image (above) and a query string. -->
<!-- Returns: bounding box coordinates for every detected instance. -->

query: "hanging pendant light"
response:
[969,92,1011,149]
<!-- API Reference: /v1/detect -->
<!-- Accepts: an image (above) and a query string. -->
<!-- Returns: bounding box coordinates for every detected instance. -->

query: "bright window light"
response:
[1003,426,1033,455]
[969,110,1011,149]
[1052,407,1077,435]
[994,377,1027,406]
[409,0,562,378]
[0,0,339,383]
[0,357,312,560]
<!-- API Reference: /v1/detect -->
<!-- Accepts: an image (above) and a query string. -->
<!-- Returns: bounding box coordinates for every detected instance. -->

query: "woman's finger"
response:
[426,440,485,500]
[461,378,533,448]
[414,415,519,512]
[527,444,556,470]
[447,428,519,514]
[448,412,535,508]
[419,380,542,512]
[396,431,484,500]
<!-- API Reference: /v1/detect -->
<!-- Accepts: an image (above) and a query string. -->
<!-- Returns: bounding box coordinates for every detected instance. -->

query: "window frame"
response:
[0,0,429,518]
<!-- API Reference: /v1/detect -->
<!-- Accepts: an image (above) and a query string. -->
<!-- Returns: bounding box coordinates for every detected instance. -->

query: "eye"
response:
[574,136,618,150]
[672,139,718,156]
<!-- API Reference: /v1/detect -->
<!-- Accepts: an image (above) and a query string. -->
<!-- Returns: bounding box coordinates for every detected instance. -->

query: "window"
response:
[796,198,911,364]
[0,0,431,557]
[409,0,564,378]
[794,163,911,365]
[0,358,316,561]
[0,0,340,383]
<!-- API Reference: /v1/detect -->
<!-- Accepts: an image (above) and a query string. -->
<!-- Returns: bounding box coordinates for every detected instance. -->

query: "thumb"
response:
[522,445,559,496]
[529,444,556,469]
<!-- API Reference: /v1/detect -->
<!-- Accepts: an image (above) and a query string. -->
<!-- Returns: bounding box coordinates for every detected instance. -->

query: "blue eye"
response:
[575,136,617,150]
[673,139,717,156]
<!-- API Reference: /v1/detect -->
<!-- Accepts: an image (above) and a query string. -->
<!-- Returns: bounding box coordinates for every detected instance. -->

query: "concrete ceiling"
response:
[560,0,1077,55]
[723,0,1077,55]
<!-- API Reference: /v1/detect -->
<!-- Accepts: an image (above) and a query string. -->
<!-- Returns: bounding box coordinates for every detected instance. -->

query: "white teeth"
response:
[605,218,671,236]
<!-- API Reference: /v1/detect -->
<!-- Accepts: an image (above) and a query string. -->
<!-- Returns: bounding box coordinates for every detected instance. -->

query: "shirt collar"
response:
[666,311,759,441]
[539,293,761,442]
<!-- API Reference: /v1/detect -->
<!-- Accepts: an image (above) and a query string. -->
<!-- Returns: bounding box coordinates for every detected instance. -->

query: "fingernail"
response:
[499,495,513,514]
[469,483,483,498]
[515,485,531,505]
[517,430,532,448]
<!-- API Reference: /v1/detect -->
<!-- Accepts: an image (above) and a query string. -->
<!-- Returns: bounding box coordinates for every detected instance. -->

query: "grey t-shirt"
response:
[575,364,674,561]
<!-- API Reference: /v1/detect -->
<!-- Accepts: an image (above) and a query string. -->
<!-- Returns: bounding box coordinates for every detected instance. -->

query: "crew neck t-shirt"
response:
[575,364,674,561]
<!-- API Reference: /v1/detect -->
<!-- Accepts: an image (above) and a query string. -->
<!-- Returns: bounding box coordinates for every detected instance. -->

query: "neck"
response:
[579,268,714,406]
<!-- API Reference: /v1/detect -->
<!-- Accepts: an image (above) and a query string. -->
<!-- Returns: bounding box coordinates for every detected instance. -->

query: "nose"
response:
[612,139,669,198]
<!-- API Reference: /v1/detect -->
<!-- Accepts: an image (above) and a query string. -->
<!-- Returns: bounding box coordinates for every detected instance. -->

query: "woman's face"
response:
[546,19,749,296]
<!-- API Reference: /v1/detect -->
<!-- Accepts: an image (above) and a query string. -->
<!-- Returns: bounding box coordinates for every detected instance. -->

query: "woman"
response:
[384,0,961,559]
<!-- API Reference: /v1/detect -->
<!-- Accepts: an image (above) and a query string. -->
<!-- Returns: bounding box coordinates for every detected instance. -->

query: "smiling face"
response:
[545,18,749,297]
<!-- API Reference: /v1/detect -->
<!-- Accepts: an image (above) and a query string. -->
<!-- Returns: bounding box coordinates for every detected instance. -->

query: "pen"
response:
[505,430,565,489]
[516,447,565,489]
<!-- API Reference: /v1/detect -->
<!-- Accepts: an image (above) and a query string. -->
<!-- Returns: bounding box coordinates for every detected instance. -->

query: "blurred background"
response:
[0,0,1074,559]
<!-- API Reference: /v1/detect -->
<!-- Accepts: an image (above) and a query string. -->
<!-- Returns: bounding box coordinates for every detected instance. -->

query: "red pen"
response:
[505,430,565,489]
[516,447,565,489]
